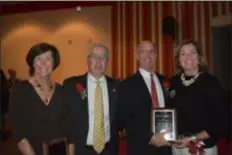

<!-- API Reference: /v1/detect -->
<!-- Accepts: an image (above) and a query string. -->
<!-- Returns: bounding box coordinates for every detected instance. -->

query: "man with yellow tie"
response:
[63,43,120,155]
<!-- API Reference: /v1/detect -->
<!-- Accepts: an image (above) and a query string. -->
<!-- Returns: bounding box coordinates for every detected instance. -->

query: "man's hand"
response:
[68,144,75,155]
[17,138,36,155]
[173,137,192,148]
[150,133,170,147]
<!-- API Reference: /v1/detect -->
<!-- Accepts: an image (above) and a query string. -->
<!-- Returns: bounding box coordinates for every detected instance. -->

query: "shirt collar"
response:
[88,73,105,83]
[139,68,154,78]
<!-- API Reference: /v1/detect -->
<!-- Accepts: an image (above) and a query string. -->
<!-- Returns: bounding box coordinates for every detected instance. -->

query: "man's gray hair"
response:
[88,43,110,60]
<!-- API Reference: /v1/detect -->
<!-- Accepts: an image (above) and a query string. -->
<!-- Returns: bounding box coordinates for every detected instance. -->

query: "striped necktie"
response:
[93,80,105,153]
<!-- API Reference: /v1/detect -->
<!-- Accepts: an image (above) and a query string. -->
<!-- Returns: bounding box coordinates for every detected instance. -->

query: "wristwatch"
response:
[191,135,197,141]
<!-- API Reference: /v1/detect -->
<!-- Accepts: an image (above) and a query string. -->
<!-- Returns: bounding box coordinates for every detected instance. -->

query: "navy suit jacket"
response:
[116,71,171,155]
[63,73,120,155]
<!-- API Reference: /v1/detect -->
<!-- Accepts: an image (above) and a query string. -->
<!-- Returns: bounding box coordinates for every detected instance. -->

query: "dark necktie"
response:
[150,73,160,108]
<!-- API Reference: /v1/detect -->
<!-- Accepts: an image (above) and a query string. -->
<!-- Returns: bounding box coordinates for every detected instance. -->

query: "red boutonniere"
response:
[188,140,205,155]
[76,83,87,100]
[162,80,170,89]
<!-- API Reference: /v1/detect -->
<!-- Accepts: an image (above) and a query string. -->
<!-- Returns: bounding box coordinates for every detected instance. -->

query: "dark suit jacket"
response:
[1,69,9,114]
[63,74,120,155]
[116,71,171,155]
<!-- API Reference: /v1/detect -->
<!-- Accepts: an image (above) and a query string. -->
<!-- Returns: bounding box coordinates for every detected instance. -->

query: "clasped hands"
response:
[172,131,208,149]
[150,133,193,148]
[150,132,170,147]
[172,136,193,148]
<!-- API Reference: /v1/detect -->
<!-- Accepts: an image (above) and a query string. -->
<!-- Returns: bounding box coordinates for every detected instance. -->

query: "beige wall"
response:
[1,6,112,83]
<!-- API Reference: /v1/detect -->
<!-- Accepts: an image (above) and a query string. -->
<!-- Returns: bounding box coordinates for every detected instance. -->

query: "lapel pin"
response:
[170,90,176,98]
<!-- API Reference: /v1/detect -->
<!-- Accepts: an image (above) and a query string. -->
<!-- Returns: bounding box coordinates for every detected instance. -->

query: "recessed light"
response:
[76,6,82,12]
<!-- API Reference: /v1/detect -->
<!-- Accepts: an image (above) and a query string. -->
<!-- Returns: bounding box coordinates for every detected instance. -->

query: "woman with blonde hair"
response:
[168,40,225,155]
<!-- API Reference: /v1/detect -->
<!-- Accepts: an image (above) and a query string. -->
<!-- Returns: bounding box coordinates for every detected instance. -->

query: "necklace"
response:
[181,73,200,86]
[34,79,53,103]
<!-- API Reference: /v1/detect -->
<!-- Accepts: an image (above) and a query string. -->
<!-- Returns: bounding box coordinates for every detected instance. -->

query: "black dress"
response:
[9,80,69,155]
[167,72,225,148]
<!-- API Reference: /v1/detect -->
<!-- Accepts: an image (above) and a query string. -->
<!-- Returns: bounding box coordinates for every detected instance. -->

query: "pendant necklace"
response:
[34,79,53,103]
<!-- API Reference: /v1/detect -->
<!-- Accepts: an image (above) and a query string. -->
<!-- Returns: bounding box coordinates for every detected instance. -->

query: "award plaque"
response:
[151,108,177,141]
[42,137,68,155]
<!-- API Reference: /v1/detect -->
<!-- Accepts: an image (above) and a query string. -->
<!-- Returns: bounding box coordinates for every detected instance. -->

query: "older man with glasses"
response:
[63,43,120,155]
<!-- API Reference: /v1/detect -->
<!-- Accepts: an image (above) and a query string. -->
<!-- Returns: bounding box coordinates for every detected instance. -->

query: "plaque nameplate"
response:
[151,108,177,141]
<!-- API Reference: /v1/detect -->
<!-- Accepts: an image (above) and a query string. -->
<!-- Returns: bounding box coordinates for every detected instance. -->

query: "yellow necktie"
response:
[93,80,105,153]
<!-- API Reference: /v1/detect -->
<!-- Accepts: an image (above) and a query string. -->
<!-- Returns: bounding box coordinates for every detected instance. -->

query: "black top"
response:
[9,80,69,155]
[1,69,9,114]
[167,72,225,148]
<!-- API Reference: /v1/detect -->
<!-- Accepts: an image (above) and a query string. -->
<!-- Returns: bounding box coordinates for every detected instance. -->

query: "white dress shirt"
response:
[139,68,165,107]
[86,73,110,145]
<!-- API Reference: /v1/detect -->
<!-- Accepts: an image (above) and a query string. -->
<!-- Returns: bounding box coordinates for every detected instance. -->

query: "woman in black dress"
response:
[168,40,225,155]
[9,43,69,155]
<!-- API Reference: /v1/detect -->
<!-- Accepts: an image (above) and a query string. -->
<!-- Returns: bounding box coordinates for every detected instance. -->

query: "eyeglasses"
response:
[89,53,107,61]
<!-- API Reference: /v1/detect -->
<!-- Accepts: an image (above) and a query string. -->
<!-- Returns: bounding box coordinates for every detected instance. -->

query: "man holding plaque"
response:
[116,41,171,155]
[63,43,120,155]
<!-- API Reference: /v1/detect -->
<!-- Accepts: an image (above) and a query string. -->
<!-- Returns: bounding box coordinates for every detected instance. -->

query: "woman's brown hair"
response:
[174,39,208,74]
[26,42,60,76]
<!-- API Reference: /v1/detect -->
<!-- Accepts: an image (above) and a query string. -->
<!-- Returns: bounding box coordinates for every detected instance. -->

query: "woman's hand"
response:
[173,130,210,149]
[173,137,192,149]
[18,138,36,155]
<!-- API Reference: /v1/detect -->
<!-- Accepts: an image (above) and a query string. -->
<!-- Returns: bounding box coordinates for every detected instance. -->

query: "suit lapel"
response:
[77,73,88,104]
[76,74,89,135]
[106,76,115,122]
[135,71,168,106]
[155,73,168,101]
[156,73,164,91]
[135,71,153,104]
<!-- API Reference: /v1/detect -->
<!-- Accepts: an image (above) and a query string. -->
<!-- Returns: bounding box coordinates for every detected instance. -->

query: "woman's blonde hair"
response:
[174,39,208,74]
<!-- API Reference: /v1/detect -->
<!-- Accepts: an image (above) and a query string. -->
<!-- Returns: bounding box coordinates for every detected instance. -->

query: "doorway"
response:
[211,25,231,142]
